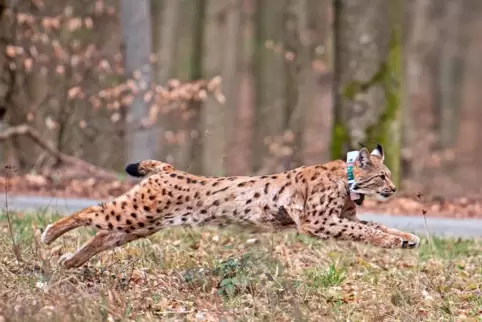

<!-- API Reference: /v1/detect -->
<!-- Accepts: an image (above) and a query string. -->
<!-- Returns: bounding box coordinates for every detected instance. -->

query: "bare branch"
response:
[0,124,120,180]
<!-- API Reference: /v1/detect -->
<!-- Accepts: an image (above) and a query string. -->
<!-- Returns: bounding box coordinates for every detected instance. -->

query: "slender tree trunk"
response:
[152,0,181,84]
[252,0,289,173]
[299,0,332,165]
[186,0,206,174]
[151,0,181,162]
[0,1,6,157]
[457,6,482,167]
[434,0,463,150]
[200,0,241,176]
[230,0,255,176]
[221,0,243,176]
[120,0,157,163]
[282,1,298,171]
[403,0,438,180]
[201,0,226,176]
[164,0,197,170]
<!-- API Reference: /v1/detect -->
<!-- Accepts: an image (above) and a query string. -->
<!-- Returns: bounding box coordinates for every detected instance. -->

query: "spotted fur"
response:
[42,145,420,269]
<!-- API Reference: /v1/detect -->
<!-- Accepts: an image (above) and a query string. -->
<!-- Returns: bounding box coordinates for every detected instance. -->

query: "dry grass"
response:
[0,211,481,322]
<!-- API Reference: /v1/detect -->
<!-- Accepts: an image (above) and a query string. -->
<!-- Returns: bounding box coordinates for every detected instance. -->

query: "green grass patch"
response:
[303,262,347,289]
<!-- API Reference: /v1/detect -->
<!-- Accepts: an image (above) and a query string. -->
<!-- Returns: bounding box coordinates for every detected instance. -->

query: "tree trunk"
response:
[457,4,482,167]
[220,0,242,176]
[433,0,464,150]
[403,0,433,180]
[186,0,206,174]
[151,0,181,163]
[252,0,289,173]
[229,0,255,176]
[161,0,198,170]
[282,0,302,171]
[331,0,402,184]
[151,0,181,84]
[298,0,332,166]
[201,0,241,176]
[120,0,158,163]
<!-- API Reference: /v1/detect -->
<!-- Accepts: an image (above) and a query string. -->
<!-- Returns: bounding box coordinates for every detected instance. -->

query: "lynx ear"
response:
[370,141,384,162]
[356,147,371,168]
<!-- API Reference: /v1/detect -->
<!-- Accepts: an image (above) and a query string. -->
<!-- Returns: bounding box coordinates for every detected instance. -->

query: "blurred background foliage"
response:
[0,0,480,199]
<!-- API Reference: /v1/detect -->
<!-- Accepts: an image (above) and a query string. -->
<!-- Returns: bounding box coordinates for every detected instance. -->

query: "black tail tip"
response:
[125,162,143,177]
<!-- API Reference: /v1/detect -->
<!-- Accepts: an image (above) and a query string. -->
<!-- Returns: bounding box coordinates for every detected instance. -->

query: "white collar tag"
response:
[346,151,361,201]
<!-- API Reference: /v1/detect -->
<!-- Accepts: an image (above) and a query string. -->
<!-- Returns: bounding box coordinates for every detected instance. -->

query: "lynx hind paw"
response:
[41,224,53,244]
[57,252,74,267]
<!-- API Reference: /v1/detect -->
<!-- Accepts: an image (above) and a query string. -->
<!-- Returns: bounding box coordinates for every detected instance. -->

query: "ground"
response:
[0,211,480,321]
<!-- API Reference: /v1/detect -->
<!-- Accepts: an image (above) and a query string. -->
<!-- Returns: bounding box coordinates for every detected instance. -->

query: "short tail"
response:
[41,205,102,245]
[125,160,175,178]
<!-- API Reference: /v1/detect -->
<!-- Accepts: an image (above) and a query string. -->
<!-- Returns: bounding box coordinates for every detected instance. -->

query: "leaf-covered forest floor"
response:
[0,211,481,321]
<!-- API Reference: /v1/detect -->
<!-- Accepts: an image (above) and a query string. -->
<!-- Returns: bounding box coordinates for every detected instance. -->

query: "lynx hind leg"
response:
[41,205,102,245]
[58,231,139,269]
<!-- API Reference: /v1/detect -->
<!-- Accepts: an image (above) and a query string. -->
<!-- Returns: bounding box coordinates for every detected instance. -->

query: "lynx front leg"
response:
[342,206,420,248]
[301,216,418,249]
[58,231,140,269]
[358,220,420,246]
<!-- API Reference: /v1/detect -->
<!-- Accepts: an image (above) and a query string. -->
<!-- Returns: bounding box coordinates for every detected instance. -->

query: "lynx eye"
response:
[379,175,385,180]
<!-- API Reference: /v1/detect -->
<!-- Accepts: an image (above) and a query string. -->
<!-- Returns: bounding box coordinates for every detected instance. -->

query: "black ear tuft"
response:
[370,140,385,161]
[125,162,143,177]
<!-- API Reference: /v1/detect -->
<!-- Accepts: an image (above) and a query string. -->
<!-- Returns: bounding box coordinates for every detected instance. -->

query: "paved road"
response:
[1,195,482,238]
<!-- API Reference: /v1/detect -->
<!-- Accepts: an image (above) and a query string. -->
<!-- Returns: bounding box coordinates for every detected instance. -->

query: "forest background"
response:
[0,0,480,217]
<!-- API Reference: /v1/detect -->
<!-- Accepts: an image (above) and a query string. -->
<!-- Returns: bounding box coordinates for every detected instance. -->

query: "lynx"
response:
[41,144,420,268]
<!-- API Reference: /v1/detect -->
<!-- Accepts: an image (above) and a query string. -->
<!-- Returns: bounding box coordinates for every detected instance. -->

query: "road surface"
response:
[1,195,482,238]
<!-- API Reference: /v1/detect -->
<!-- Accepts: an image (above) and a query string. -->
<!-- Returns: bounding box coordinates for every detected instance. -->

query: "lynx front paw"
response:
[381,234,420,249]
[381,235,405,248]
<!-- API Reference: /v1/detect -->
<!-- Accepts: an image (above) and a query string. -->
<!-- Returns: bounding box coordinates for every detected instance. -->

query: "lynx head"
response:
[351,143,396,201]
